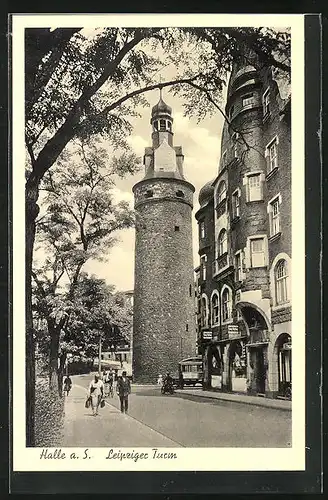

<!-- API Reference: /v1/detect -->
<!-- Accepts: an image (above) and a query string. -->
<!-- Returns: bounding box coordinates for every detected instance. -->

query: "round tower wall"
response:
[133,180,196,383]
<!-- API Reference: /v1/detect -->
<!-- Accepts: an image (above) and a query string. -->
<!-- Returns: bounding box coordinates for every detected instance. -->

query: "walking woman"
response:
[88,374,104,416]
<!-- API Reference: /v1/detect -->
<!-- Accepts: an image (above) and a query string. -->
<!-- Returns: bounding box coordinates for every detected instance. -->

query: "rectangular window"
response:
[263,88,270,116]
[200,221,205,239]
[267,138,278,172]
[269,197,280,236]
[250,238,265,267]
[200,255,207,281]
[242,93,254,107]
[235,252,243,281]
[232,190,240,219]
[248,173,262,202]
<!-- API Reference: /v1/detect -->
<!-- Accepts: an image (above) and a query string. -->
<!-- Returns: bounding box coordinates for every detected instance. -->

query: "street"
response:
[62,374,291,448]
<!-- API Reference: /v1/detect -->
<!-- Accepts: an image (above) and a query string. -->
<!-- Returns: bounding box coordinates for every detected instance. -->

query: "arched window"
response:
[217,181,227,204]
[275,259,288,304]
[160,119,166,131]
[222,288,231,321]
[201,295,208,327]
[211,293,219,325]
[218,229,227,255]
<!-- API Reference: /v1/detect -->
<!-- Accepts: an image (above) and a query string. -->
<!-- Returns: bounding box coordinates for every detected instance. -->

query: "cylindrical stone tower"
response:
[132,91,196,383]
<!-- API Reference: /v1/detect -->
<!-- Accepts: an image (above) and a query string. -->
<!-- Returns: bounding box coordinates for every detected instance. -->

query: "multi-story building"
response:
[196,58,292,399]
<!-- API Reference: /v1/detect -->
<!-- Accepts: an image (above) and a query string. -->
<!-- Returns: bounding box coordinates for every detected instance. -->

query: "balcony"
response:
[248,328,270,345]
[212,253,229,277]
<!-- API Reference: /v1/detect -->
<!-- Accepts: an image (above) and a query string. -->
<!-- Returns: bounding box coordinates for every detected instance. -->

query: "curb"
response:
[175,390,292,412]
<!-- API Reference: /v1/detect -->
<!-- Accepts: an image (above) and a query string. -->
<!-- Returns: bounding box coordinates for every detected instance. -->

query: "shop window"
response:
[275,259,289,304]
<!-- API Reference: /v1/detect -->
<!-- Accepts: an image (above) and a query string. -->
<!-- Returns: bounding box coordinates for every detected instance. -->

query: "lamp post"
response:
[98,335,102,378]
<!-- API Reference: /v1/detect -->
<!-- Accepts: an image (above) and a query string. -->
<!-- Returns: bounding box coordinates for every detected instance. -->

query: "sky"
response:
[83,88,225,291]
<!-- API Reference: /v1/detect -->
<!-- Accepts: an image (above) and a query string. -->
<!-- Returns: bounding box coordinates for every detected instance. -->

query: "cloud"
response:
[127,135,148,158]
[111,187,134,208]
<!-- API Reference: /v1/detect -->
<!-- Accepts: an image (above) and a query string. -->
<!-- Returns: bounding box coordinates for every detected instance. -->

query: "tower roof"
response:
[198,179,215,207]
[151,94,172,117]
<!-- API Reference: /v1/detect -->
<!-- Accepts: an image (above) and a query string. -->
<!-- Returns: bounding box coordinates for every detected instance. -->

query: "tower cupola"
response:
[150,88,174,147]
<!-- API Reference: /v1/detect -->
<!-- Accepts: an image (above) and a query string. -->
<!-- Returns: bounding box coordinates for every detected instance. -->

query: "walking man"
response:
[116,371,131,414]
[88,374,104,416]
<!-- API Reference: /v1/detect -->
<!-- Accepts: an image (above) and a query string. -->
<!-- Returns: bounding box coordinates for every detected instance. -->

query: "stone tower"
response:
[132,91,196,383]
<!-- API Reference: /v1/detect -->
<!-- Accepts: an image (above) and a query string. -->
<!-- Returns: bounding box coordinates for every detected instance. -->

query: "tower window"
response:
[167,121,172,131]
[154,121,159,131]
[145,190,153,198]
[186,323,189,332]
[242,93,254,107]
[160,119,166,130]
[189,284,192,296]
[176,190,184,198]
[174,225,180,232]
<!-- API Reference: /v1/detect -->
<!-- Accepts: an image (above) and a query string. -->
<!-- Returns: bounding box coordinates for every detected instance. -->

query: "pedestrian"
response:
[157,374,163,386]
[116,371,131,414]
[88,374,104,416]
[63,375,72,396]
[107,368,114,398]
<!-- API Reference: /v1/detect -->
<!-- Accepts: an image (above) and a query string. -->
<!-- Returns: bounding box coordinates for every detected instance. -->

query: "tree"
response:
[25,26,291,444]
[32,140,139,394]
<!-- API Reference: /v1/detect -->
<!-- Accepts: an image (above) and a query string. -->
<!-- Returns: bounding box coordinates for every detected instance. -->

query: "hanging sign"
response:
[202,331,213,340]
[228,324,240,339]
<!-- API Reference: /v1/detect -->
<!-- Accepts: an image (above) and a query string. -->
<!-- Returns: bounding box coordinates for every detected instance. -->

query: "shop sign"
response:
[282,342,292,350]
[228,324,240,339]
[202,331,213,340]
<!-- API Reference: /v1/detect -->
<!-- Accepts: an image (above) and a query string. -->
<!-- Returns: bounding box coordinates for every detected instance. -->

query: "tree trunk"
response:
[25,177,40,447]
[48,319,60,393]
[58,352,67,397]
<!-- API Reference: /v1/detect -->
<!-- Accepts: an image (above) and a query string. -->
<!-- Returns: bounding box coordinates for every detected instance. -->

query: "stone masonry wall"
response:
[133,179,196,383]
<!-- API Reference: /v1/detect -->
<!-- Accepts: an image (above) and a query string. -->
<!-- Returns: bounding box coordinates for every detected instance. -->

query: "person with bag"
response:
[88,374,104,416]
[116,371,131,414]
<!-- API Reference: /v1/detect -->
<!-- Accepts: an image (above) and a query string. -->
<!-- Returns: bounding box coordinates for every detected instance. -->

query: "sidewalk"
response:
[62,383,179,447]
[174,388,292,411]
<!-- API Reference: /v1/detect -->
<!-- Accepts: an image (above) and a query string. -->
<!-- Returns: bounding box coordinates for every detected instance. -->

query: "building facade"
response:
[196,59,292,399]
[133,92,196,383]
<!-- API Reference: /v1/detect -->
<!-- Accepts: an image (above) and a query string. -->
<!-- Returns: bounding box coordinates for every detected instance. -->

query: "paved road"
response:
[63,374,291,448]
